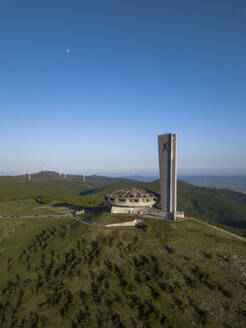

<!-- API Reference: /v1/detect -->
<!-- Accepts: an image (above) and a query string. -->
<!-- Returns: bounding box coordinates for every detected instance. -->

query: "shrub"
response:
[144,224,152,232]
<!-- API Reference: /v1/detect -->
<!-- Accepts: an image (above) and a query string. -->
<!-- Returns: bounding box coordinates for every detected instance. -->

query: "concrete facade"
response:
[104,133,184,220]
[105,188,157,214]
[108,198,156,208]
[111,206,146,214]
[158,133,177,219]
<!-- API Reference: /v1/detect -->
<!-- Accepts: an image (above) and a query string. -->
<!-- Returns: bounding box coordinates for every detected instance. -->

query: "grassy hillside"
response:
[0,172,103,202]
[0,172,135,202]
[0,217,246,328]
[177,180,246,232]
[1,174,246,235]
[37,179,246,236]
[0,180,102,202]
[0,199,72,217]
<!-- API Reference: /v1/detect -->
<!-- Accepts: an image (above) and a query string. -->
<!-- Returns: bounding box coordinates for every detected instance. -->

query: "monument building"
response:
[158,133,184,219]
[105,133,184,220]
[105,188,158,214]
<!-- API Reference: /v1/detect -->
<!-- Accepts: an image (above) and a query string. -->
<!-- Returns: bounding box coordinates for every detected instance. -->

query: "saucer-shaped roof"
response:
[105,187,157,200]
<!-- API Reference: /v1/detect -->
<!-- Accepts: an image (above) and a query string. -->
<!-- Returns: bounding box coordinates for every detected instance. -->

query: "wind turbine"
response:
[28,169,31,182]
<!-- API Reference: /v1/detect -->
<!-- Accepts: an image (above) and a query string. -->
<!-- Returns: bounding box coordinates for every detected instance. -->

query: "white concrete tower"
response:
[158,133,177,219]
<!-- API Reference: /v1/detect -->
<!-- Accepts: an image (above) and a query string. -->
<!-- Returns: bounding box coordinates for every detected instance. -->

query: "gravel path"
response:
[189,217,246,243]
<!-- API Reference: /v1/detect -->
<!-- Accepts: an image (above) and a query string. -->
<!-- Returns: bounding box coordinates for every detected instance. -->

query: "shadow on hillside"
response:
[79,189,98,196]
[52,202,80,210]
[219,221,246,237]
[84,206,108,214]
[52,201,107,215]
[221,220,246,230]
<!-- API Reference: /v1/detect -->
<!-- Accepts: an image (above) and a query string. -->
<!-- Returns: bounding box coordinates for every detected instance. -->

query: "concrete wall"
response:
[111,206,144,214]
[106,219,144,227]
[110,206,184,219]
[108,198,156,208]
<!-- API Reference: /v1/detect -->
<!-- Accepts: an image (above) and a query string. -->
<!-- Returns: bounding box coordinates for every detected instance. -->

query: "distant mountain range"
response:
[122,175,158,182]
[3,171,246,194]
[180,175,246,194]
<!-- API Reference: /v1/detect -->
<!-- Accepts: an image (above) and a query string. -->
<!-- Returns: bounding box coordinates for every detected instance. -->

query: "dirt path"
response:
[74,216,136,230]
[2,213,245,240]
[189,217,246,243]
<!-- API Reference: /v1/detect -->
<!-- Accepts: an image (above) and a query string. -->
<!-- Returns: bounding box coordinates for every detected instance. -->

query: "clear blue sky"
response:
[0,0,246,175]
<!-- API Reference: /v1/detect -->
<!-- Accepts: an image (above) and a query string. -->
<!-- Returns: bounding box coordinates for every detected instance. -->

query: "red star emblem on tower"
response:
[162,141,168,152]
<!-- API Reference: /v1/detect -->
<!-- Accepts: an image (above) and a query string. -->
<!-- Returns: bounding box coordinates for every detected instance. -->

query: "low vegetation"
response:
[0,217,246,328]
[1,173,246,327]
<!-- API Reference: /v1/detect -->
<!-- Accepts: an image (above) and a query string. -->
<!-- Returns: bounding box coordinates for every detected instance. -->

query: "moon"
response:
[66,48,70,53]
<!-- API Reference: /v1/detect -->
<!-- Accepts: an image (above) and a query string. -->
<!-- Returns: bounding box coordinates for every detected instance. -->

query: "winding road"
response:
[1,214,246,240]
[0,214,136,230]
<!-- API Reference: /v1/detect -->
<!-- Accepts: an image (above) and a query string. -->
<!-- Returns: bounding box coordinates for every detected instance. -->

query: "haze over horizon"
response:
[1,168,246,178]
[1,0,246,174]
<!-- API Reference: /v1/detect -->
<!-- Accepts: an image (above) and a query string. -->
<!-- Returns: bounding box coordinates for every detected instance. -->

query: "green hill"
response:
[178,180,246,231]
[3,173,246,236]
[0,217,246,328]
[1,175,246,327]
[93,179,246,235]
[0,172,135,203]
[73,174,134,185]
[37,179,246,236]
[0,180,100,202]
